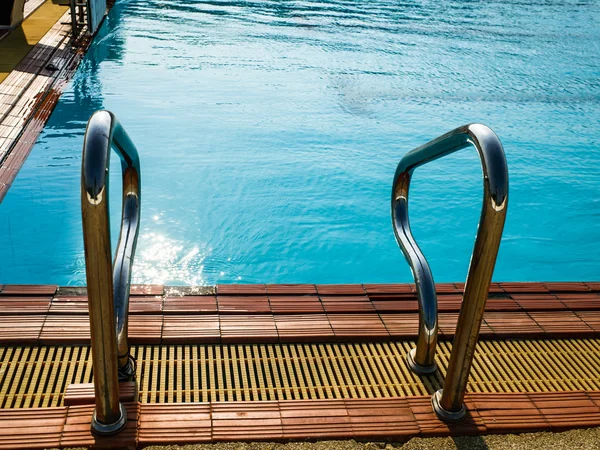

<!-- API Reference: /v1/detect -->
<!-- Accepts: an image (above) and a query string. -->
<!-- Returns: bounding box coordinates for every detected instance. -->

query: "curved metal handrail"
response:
[392,123,508,421]
[81,110,141,435]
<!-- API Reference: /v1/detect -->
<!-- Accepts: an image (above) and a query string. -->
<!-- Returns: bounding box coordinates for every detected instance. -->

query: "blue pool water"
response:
[0,0,599,285]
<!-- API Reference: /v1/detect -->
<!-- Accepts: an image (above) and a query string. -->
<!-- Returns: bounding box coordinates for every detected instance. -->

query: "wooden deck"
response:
[0,282,598,448]
[0,282,598,345]
[0,0,92,203]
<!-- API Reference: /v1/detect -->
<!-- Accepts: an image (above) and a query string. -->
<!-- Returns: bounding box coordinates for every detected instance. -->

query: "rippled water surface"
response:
[1,0,599,285]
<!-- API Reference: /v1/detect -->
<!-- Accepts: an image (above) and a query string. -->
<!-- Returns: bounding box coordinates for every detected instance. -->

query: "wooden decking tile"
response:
[217,285,267,295]
[484,296,522,311]
[60,402,138,449]
[130,285,164,296]
[585,282,600,292]
[510,294,566,311]
[0,284,57,295]
[268,295,324,314]
[468,393,547,433]
[161,315,219,343]
[63,382,137,406]
[528,311,594,336]
[435,283,461,294]
[0,314,44,343]
[279,400,352,439]
[438,313,494,338]
[555,292,600,310]
[321,295,375,313]
[438,313,459,337]
[138,403,211,445]
[544,282,591,292]
[211,401,282,441]
[483,312,544,337]
[371,298,418,313]
[129,296,163,314]
[266,284,317,295]
[407,396,485,437]
[0,407,66,450]
[217,296,271,314]
[316,284,366,295]
[588,391,600,409]
[0,296,50,314]
[380,313,418,338]
[437,294,463,312]
[499,282,549,293]
[219,315,278,343]
[529,391,600,430]
[345,397,419,437]
[328,314,389,339]
[163,296,217,313]
[363,284,414,294]
[574,311,600,332]
[128,315,163,344]
[39,316,90,344]
[274,314,334,342]
[48,296,88,314]
[487,282,505,293]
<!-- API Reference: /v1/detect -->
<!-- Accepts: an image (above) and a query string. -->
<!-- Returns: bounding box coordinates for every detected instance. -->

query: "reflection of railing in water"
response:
[81,110,141,435]
[392,123,508,421]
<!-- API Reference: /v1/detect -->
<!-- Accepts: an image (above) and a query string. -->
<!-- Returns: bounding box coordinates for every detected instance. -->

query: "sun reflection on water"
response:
[132,232,209,285]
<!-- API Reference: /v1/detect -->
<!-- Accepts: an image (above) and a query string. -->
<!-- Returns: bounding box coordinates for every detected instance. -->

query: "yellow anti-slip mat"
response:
[0,0,68,83]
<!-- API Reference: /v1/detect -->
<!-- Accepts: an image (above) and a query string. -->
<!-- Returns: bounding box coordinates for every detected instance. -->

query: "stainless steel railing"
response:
[392,123,508,421]
[81,110,141,435]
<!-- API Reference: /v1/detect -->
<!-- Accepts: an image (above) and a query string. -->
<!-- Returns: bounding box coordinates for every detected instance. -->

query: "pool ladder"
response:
[81,110,141,435]
[392,124,509,421]
[80,112,507,434]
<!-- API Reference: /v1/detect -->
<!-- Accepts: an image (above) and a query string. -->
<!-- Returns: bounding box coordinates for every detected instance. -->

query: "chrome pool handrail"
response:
[392,123,508,421]
[81,110,141,435]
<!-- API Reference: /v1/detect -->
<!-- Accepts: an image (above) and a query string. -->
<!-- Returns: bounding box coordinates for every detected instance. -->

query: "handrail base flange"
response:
[91,402,127,436]
[406,347,438,375]
[431,389,466,422]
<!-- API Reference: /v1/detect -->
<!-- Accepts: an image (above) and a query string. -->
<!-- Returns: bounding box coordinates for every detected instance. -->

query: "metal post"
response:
[392,124,508,420]
[81,110,141,435]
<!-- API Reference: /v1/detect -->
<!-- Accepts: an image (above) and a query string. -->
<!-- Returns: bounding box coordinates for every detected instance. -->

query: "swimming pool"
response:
[0,0,598,285]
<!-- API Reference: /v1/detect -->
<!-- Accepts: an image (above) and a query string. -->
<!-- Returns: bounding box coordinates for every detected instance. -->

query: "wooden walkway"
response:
[0,282,598,447]
[0,282,598,345]
[2,391,599,449]
[0,0,92,203]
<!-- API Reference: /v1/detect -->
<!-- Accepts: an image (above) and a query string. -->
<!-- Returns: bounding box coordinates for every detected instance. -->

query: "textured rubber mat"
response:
[2,338,600,408]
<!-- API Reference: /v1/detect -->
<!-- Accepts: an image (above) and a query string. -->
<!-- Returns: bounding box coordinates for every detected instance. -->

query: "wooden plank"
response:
[0,407,66,450]
[468,392,547,433]
[138,403,211,445]
[265,284,317,295]
[280,399,352,439]
[219,315,278,343]
[217,296,271,314]
[212,401,282,441]
[268,295,324,314]
[60,402,138,449]
[163,296,217,314]
[274,314,334,342]
[161,315,219,344]
[63,382,137,406]
[316,284,366,295]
